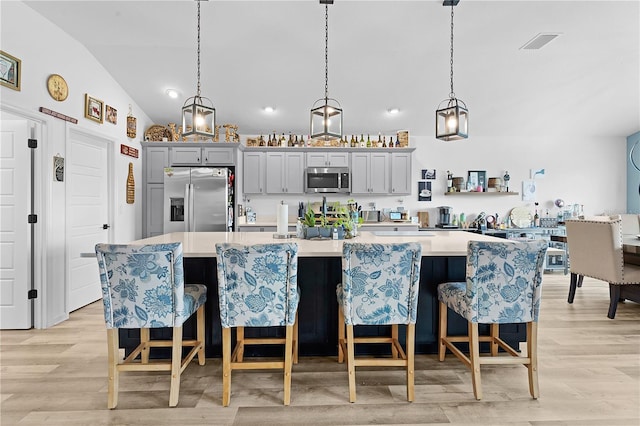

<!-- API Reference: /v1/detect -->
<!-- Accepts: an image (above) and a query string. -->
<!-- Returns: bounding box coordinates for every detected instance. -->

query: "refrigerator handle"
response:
[188,183,195,231]
[184,184,190,232]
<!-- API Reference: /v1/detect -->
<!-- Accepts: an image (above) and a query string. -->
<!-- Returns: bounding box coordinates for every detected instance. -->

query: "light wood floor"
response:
[1,274,639,425]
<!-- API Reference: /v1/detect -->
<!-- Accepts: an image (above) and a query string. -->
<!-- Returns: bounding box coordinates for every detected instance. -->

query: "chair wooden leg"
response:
[406,324,415,402]
[168,326,183,407]
[391,324,399,359]
[577,275,584,288]
[222,327,232,407]
[338,308,346,363]
[140,328,150,364]
[346,325,357,403]
[527,322,539,399]
[236,326,245,362]
[608,284,621,319]
[283,325,294,405]
[490,324,499,357]
[106,329,119,409]
[469,322,482,400]
[568,272,578,303]
[438,301,447,361]
[293,312,299,365]
[196,305,206,365]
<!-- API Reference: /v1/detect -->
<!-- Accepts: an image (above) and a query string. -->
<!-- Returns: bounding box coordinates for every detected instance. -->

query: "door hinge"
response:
[28,214,38,224]
[28,138,37,149]
[28,289,38,299]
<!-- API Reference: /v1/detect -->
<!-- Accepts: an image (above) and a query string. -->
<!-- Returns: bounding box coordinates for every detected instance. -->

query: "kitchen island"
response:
[121,231,526,357]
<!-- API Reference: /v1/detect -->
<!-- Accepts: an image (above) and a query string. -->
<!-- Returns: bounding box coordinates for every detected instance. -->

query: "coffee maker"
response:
[436,206,457,228]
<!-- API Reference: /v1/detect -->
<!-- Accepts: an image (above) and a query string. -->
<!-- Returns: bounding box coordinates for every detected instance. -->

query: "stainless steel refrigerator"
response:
[163,167,231,232]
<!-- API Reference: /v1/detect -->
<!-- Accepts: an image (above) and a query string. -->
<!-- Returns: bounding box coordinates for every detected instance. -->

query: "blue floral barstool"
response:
[94,242,207,408]
[337,242,422,402]
[438,240,548,400]
[215,242,299,406]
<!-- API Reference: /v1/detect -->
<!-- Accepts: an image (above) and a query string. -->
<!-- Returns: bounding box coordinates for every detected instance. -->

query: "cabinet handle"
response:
[205,157,208,162]
[197,157,200,162]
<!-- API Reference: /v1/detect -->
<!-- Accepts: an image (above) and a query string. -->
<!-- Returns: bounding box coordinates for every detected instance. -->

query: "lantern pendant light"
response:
[310,0,343,141]
[182,0,215,139]
[436,1,468,141]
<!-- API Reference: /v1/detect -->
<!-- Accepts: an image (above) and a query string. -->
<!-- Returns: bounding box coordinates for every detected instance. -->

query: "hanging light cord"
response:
[449,4,455,100]
[324,4,329,102]
[196,0,201,98]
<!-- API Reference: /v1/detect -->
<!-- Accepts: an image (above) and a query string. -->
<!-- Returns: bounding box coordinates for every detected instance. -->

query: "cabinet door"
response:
[243,152,265,194]
[350,152,371,194]
[306,152,328,167]
[285,152,305,194]
[265,152,286,194]
[390,152,411,195]
[203,147,235,165]
[145,183,165,237]
[369,152,390,194]
[170,147,202,165]
[327,152,349,167]
[145,147,169,184]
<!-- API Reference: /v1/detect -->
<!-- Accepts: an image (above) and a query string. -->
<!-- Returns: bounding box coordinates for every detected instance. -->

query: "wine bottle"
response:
[288,132,293,147]
[259,134,265,146]
[389,136,394,148]
[360,134,365,148]
[294,135,299,147]
[280,133,286,147]
[534,209,540,227]
[378,133,382,147]
[382,135,387,148]
[365,134,371,148]
[395,136,400,148]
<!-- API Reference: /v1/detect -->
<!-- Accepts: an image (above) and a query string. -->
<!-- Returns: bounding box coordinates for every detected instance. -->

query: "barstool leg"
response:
[438,301,447,361]
[469,322,482,400]
[338,309,346,363]
[346,324,357,403]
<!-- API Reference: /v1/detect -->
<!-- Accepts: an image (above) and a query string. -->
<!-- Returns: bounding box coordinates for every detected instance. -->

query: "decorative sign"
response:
[53,155,64,182]
[39,107,77,124]
[120,144,139,158]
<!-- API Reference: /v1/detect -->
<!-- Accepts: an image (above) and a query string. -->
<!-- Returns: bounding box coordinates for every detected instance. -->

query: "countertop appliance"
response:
[164,167,231,232]
[305,167,350,194]
[436,206,458,229]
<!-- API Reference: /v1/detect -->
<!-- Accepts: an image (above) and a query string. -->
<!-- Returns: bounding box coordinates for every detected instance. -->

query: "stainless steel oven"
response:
[305,167,350,193]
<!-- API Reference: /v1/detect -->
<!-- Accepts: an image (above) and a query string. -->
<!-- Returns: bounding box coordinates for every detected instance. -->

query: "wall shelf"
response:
[444,191,519,196]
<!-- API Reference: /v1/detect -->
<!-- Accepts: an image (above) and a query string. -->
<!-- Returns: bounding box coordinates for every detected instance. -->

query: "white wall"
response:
[1,2,152,327]
[240,133,627,225]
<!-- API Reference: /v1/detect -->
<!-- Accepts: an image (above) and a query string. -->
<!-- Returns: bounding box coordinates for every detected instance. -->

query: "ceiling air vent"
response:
[520,33,561,50]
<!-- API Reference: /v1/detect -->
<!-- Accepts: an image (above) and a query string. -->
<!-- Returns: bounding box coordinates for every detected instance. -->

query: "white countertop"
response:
[237,219,418,228]
[132,230,504,258]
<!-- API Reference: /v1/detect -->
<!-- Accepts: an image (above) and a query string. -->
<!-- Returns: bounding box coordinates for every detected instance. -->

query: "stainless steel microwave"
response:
[305,167,350,193]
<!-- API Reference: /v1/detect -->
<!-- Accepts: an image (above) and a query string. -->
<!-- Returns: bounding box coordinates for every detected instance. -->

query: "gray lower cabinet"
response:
[145,183,165,237]
[351,152,390,194]
[243,151,266,194]
[237,225,296,232]
[390,152,412,195]
[265,151,305,194]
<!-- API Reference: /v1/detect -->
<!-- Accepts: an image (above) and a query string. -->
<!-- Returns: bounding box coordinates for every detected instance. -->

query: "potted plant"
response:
[332,201,361,239]
[318,213,332,238]
[302,207,320,239]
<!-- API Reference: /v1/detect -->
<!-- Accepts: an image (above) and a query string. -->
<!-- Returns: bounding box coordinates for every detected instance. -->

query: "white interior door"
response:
[66,130,110,312]
[0,120,31,329]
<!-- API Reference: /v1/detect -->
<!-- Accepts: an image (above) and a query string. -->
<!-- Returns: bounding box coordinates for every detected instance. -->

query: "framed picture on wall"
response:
[106,105,117,125]
[418,181,432,201]
[0,50,21,91]
[422,169,436,180]
[84,94,104,123]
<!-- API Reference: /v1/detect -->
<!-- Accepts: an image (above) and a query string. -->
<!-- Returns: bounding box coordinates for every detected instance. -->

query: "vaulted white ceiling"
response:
[24,0,640,138]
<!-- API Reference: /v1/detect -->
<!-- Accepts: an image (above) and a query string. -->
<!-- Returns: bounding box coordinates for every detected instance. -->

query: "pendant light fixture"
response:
[182,0,215,138]
[310,0,343,141]
[436,0,468,141]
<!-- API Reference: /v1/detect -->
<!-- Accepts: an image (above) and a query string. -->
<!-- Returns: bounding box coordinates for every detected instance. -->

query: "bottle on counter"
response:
[365,134,371,148]
[382,135,387,148]
[378,133,382,147]
[280,133,286,147]
[395,137,400,148]
[259,134,266,146]
[534,207,540,227]
[359,134,365,148]
[389,136,394,148]
[288,132,293,147]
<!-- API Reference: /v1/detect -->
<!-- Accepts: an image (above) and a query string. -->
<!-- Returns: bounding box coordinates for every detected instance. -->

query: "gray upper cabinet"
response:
[145,146,169,184]
[203,147,235,165]
[265,152,305,194]
[243,151,266,194]
[390,152,412,195]
[351,152,389,194]
[306,151,350,168]
[170,146,202,165]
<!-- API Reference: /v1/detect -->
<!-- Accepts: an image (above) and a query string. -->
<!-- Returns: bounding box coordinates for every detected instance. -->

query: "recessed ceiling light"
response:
[520,33,561,50]
[263,106,275,113]
[165,89,179,99]
[387,108,400,115]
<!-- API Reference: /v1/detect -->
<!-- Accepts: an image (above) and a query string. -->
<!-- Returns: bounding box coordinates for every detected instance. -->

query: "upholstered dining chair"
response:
[437,239,548,400]
[565,216,640,318]
[94,242,207,409]
[337,242,422,403]
[215,242,299,406]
